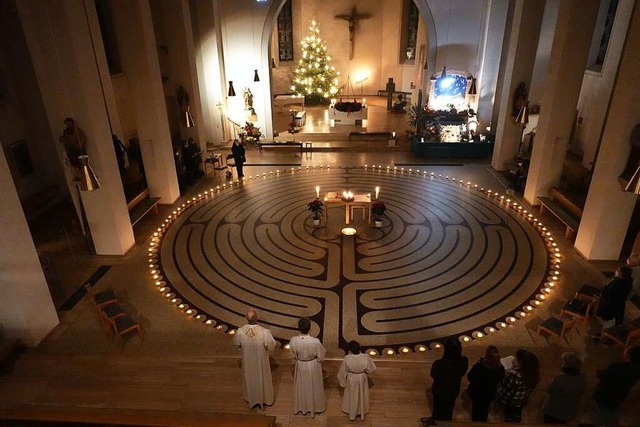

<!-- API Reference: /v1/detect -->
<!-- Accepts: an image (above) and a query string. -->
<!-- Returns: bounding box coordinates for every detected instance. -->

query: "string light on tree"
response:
[291,20,340,104]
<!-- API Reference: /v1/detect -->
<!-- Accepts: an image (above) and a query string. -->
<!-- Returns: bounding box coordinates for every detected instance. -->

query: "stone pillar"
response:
[111,0,180,204]
[490,0,546,171]
[476,0,509,129]
[0,147,59,346]
[17,0,135,256]
[157,0,207,146]
[575,2,640,261]
[523,0,600,204]
[192,0,227,144]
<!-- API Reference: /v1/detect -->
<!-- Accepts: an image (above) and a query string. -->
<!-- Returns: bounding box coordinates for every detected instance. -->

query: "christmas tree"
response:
[290,20,340,104]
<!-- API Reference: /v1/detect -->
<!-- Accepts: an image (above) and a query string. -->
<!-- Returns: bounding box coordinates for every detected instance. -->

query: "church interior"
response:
[1,0,640,425]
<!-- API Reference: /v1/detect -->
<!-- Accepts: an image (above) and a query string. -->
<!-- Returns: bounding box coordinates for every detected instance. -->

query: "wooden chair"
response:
[103,313,143,348]
[560,299,593,327]
[84,284,117,313]
[99,303,127,330]
[537,316,579,340]
[602,318,640,346]
[575,284,601,313]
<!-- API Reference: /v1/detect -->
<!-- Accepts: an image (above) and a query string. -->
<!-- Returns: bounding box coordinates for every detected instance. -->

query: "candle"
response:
[315,186,320,199]
[375,186,380,199]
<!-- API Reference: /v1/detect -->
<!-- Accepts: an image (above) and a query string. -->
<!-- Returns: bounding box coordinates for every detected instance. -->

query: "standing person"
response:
[430,337,469,420]
[592,345,640,426]
[289,317,326,417]
[467,345,505,422]
[231,138,246,178]
[542,352,587,424]
[594,265,633,338]
[498,349,540,423]
[337,340,377,421]
[626,253,640,299]
[233,309,277,410]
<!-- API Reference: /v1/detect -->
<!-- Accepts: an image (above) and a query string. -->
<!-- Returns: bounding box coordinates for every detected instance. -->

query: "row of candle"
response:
[146,163,561,355]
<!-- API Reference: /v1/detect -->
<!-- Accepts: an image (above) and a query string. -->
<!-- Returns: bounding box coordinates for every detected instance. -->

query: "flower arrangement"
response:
[371,201,387,220]
[307,199,324,220]
[239,121,261,144]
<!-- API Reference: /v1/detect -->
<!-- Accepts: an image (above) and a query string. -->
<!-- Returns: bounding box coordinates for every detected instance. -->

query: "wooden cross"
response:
[335,6,371,59]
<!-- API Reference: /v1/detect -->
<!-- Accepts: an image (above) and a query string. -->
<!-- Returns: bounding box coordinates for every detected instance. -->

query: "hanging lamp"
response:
[516,101,529,125]
[468,77,477,95]
[228,81,236,97]
[254,69,260,82]
[78,155,101,191]
[625,166,640,194]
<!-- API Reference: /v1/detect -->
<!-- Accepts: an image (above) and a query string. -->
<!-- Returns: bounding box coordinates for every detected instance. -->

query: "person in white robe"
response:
[337,340,377,421]
[289,317,327,416]
[234,309,277,409]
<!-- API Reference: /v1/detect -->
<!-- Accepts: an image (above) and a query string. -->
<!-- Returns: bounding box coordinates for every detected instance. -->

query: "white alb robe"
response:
[337,353,377,420]
[234,324,277,408]
[289,334,327,415]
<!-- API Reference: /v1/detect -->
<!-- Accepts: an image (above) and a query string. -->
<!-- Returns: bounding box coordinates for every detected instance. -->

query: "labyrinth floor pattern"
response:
[155,167,551,353]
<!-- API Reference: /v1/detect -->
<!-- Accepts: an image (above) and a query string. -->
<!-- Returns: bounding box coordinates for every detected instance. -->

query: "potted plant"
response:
[371,201,386,228]
[307,199,324,226]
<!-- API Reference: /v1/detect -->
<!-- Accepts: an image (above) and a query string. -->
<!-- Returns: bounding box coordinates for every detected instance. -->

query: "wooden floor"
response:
[4,145,639,425]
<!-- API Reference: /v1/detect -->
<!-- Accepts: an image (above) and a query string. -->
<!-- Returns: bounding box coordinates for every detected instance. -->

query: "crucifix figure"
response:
[335,6,371,59]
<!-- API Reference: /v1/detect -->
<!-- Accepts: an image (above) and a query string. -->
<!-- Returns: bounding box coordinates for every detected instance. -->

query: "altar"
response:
[324,191,371,224]
[329,99,368,126]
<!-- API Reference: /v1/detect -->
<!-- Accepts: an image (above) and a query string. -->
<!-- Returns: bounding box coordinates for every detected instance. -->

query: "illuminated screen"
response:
[434,75,467,97]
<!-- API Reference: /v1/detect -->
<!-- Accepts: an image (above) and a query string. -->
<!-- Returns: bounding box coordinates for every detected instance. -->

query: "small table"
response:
[324,192,371,224]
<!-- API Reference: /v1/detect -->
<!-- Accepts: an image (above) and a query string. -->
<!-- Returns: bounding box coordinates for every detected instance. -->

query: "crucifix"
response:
[335,6,371,59]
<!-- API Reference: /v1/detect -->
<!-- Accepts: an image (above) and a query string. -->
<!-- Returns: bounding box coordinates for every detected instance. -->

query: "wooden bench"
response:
[258,141,303,153]
[538,187,582,238]
[0,405,276,426]
[127,189,161,226]
[348,131,391,142]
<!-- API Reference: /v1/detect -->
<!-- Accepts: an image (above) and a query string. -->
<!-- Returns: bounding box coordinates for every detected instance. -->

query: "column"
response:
[111,0,180,204]
[490,0,546,171]
[523,0,600,204]
[18,0,135,255]
[476,0,509,129]
[0,148,59,346]
[575,2,640,260]
[158,0,207,146]
[193,0,227,145]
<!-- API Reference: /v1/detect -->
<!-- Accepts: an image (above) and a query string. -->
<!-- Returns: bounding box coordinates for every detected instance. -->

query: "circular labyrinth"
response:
[150,166,558,353]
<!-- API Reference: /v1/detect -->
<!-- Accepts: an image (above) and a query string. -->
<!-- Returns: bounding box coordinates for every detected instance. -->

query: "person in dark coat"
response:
[231,138,246,178]
[430,337,468,420]
[592,345,640,426]
[467,345,505,421]
[542,352,586,424]
[597,265,633,327]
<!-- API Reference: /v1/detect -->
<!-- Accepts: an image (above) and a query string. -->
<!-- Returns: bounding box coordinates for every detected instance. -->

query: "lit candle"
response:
[315,186,320,199]
[375,186,380,199]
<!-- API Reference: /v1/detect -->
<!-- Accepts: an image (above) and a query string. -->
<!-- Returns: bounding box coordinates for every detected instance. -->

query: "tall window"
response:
[595,0,619,66]
[400,0,419,64]
[277,0,294,62]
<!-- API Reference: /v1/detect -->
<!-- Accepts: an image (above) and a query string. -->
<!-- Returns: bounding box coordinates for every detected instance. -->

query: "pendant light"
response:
[254,69,260,82]
[468,77,477,95]
[516,101,529,125]
[228,81,236,97]
[78,155,101,191]
[625,166,640,194]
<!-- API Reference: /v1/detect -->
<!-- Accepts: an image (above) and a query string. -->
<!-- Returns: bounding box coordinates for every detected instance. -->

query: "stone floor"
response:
[2,149,639,426]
